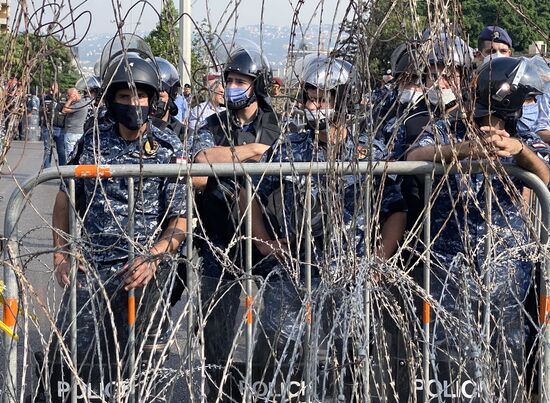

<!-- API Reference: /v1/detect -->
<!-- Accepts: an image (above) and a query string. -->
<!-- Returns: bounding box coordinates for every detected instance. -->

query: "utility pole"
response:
[179,0,192,86]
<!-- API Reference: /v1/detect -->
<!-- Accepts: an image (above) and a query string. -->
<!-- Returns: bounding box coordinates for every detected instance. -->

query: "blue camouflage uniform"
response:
[534,93,550,134]
[249,127,406,393]
[189,109,281,276]
[383,114,415,161]
[186,109,281,400]
[254,129,406,264]
[372,86,397,126]
[381,105,432,161]
[410,116,550,391]
[56,119,187,377]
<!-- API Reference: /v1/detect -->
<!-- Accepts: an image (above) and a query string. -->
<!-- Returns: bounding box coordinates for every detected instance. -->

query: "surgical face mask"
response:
[225,86,254,110]
[482,52,506,66]
[305,108,335,132]
[516,102,538,133]
[427,88,456,106]
[110,102,149,130]
[398,88,423,105]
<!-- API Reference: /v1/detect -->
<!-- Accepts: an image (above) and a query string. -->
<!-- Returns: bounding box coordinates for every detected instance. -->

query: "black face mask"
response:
[154,99,168,119]
[168,98,179,117]
[110,102,150,130]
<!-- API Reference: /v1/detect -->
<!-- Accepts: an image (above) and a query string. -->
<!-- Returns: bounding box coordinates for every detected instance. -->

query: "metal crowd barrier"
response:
[3,161,550,402]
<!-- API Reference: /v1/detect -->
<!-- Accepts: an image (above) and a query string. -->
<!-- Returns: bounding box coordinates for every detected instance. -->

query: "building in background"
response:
[529,41,548,57]
[0,0,9,32]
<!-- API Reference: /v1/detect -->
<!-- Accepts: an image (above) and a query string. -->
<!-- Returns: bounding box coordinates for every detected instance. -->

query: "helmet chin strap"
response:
[154,99,169,119]
[486,110,521,134]
[168,98,178,116]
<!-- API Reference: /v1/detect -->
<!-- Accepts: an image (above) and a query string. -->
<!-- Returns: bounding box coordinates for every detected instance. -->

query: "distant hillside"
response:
[76,25,342,75]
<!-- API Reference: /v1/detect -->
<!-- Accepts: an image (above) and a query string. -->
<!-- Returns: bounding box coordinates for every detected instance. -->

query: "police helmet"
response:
[75,75,101,93]
[301,55,360,112]
[155,56,181,97]
[223,47,273,110]
[390,42,425,79]
[102,54,160,103]
[476,56,549,119]
[424,31,474,69]
[99,34,161,113]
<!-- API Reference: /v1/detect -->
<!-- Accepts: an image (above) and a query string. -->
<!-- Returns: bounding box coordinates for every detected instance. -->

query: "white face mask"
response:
[399,88,423,105]
[305,108,335,121]
[427,88,456,106]
[482,52,506,66]
[305,108,335,131]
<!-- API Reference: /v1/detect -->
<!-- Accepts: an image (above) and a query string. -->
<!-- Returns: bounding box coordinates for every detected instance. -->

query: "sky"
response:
[9,0,348,36]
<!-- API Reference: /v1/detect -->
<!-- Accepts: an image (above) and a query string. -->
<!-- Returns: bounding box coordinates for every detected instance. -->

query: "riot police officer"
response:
[51,35,187,400]
[383,32,474,233]
[190,45,280,244]
[384,32,474,159]
[150,56,186,141]
[186,44,281,400]
[247,55,407,401]
[79,75,106,134]
[407,56,550,400]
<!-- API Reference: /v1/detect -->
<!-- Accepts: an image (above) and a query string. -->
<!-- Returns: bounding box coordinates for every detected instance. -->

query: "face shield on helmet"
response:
[99,34,161,129]
[475,56,550,123]
[155,57,180,95]
[219,41,273,111]
[513,55,550,95]
[303,85,337,132]
[391,42,427,107]
[424,32,474,69]
[300,56,358,131]
[422,32,474,108]
[75,75,101,97]
[99,33,158,78]
[93,60,101,77]
[391,42,427,79]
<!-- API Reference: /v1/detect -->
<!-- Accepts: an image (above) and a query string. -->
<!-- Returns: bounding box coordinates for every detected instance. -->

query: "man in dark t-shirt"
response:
[41,83,66,167]
[62,87,90,159]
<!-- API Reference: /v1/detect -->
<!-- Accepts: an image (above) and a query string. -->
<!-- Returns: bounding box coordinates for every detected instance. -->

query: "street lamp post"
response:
[179,0,191,87]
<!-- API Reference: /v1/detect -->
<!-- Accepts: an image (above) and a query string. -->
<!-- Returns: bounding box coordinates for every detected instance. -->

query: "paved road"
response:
[1,140,59,327]
[0,141,248,401]
[1,140,63,399]
[0,141,199,401]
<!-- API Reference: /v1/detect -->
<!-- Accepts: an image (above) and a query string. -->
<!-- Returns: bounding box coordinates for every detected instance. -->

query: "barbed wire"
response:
[1,0,550,402]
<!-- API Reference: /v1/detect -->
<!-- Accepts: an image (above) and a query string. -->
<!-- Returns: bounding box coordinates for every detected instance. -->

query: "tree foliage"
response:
[333,0,549,86]
[144,1,179,67]
[461,0,550,52]
[0,32,79,93]
[332,1,426,83]
[144,2,208,86]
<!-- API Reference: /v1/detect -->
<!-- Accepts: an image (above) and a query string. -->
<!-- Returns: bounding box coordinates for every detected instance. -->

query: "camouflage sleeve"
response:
[412,128,436,148]
[518,130,550,165]
[188,126,215,160]
[163,142,187,220]
[369,137,407,217]
[371,138,389,161]
[534,93,550,133]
